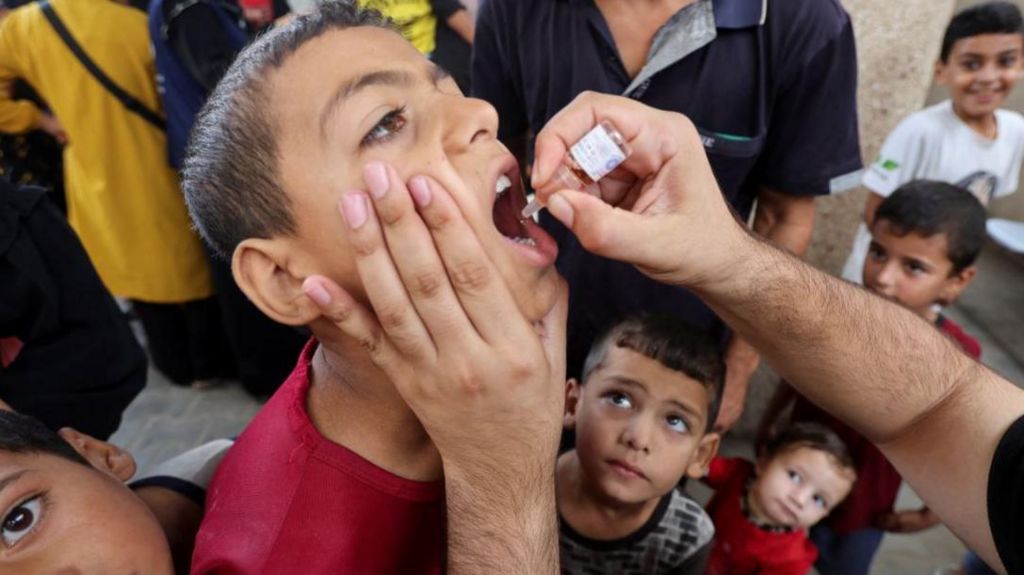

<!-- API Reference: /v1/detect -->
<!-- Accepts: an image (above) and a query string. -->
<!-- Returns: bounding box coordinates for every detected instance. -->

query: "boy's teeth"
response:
[495,174,512,195]
[512,236,536,247]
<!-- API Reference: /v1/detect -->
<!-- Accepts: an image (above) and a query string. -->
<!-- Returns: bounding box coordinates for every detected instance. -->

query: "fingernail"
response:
[341,193,368,229]
[408,176,432,207]
[530,163,543,189]
[547,193,574,228]
[364,162,389,199]
[303,279,332,306]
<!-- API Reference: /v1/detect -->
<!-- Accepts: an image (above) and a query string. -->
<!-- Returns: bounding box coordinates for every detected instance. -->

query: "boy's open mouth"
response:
[489,161,559,268]
[492,170,533,244]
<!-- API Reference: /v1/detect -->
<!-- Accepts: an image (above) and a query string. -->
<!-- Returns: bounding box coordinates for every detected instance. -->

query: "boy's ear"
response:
[937,264,977,306]
[564,378,582,429]
[686,431,721,479]
[934,59,949,85]
[233,238,321,326]
[58,428,136,482]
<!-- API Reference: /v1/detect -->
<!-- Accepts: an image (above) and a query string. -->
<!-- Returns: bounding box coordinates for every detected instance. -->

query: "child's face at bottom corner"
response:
[0,452,173,574]
[750,446,854,530]
[862,220,972,317]
[569,346,718,507]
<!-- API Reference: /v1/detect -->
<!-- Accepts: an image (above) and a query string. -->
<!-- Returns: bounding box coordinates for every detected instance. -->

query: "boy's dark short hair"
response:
[873,180,987,274]
[581,315,725,431]
[941,1,1024,62]
[0,410,89,466]
[182,2,392,258]
[763,422,855,474]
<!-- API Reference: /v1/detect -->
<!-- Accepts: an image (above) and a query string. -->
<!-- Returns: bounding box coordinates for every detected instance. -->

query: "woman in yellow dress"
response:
[0,0,231,386]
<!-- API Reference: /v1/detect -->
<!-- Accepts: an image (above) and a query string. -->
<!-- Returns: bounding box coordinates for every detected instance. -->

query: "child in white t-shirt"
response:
[842,1,1024,282]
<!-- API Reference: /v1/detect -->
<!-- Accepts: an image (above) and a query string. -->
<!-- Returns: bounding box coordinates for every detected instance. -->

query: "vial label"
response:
[570,125,627,183]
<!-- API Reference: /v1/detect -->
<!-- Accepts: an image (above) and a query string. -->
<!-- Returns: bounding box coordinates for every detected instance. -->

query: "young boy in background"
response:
[842,1,1024,282]
[763,180,988,574]
[703,423,857,575]
[557,315,721,574]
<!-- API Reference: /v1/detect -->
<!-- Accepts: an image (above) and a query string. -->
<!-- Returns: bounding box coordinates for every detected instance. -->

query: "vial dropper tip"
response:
[520,198,544,221]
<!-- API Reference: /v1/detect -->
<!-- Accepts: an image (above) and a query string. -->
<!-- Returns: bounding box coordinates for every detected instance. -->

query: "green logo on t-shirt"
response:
[878,158,900,171]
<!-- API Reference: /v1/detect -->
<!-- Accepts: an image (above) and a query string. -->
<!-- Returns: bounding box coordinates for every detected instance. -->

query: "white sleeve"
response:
[137,438,234,490]
[862,114,932,197]
[997,111,1024,198]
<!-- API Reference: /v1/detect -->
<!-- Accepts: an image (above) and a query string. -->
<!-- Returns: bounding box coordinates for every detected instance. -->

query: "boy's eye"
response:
[665,415,689,434]
[961,59,981,71]
[605,392,632,409]
[787,469,802,484]
[2,496,41,547]
[361,107,408,147]
[999,55,1020,68]
[813,494,828,510]
[905,261,928,275]
[867,246,886,262]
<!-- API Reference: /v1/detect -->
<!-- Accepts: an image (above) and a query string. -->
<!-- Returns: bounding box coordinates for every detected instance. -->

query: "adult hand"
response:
[714,337,760,432]
[34,112,67,145]
[875,508,941,533]
[530,91,747,292]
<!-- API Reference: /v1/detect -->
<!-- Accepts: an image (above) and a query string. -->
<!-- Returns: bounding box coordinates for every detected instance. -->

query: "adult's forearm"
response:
[445,460,559,574]
[693,231,970,443]
[689,231,1024,569]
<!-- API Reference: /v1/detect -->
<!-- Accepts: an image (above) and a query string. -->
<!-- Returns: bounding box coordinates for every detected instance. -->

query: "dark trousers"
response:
[205,252,306,397]
[132,296,234,385]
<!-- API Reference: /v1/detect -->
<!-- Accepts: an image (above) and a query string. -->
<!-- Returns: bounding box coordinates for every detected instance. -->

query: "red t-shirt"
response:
[791,314,981,534]
[190,340,445,574]
[704,457,817,575]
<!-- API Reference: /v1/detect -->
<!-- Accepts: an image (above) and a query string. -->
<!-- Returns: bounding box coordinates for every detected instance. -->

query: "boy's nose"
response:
[441,95,499,153]
[975,63,1000,83]
[789,486,813,508]
[622,417,653,454]
[874,263,899,293]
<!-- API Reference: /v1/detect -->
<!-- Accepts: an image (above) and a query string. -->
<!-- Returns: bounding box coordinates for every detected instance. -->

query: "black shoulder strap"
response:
[38,0,166,131]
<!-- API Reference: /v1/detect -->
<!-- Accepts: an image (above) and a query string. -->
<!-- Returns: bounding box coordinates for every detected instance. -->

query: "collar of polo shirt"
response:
[558,0,767,29]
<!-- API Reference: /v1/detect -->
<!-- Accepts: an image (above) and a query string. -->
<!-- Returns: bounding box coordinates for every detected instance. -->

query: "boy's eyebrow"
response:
[903,255,934,270]
[318,64,452,142]
[0,470,29,494]
[319,69,414,140]
[609,376,647,393]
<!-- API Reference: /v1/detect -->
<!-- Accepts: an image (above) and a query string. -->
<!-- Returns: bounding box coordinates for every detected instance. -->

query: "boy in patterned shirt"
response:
[557,315,722,574]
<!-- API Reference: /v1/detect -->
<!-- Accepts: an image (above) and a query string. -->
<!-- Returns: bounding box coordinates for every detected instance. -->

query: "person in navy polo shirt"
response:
[472,0,862,431]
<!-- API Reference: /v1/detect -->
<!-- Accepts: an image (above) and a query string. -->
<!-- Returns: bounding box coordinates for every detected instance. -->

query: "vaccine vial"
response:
[521,120,632,220]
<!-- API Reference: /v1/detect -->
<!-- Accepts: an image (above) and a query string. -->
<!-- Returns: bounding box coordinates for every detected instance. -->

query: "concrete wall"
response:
[807,0,958,276]
[736,0,959,437]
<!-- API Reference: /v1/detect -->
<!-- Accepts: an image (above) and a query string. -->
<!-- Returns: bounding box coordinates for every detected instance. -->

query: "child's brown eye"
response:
[1,496,41,547]
[362,107,408,147]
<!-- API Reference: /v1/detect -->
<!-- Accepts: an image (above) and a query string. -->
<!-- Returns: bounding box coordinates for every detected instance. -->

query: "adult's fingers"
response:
[409,174,536,347]
[531,92,681,194]
[301,275,408,381]
[361,162,478,346]
[544,189,662,268]
[338,188,436,361]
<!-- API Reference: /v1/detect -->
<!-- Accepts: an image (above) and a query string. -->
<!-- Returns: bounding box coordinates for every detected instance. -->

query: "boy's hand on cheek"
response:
[302,161,568,476]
